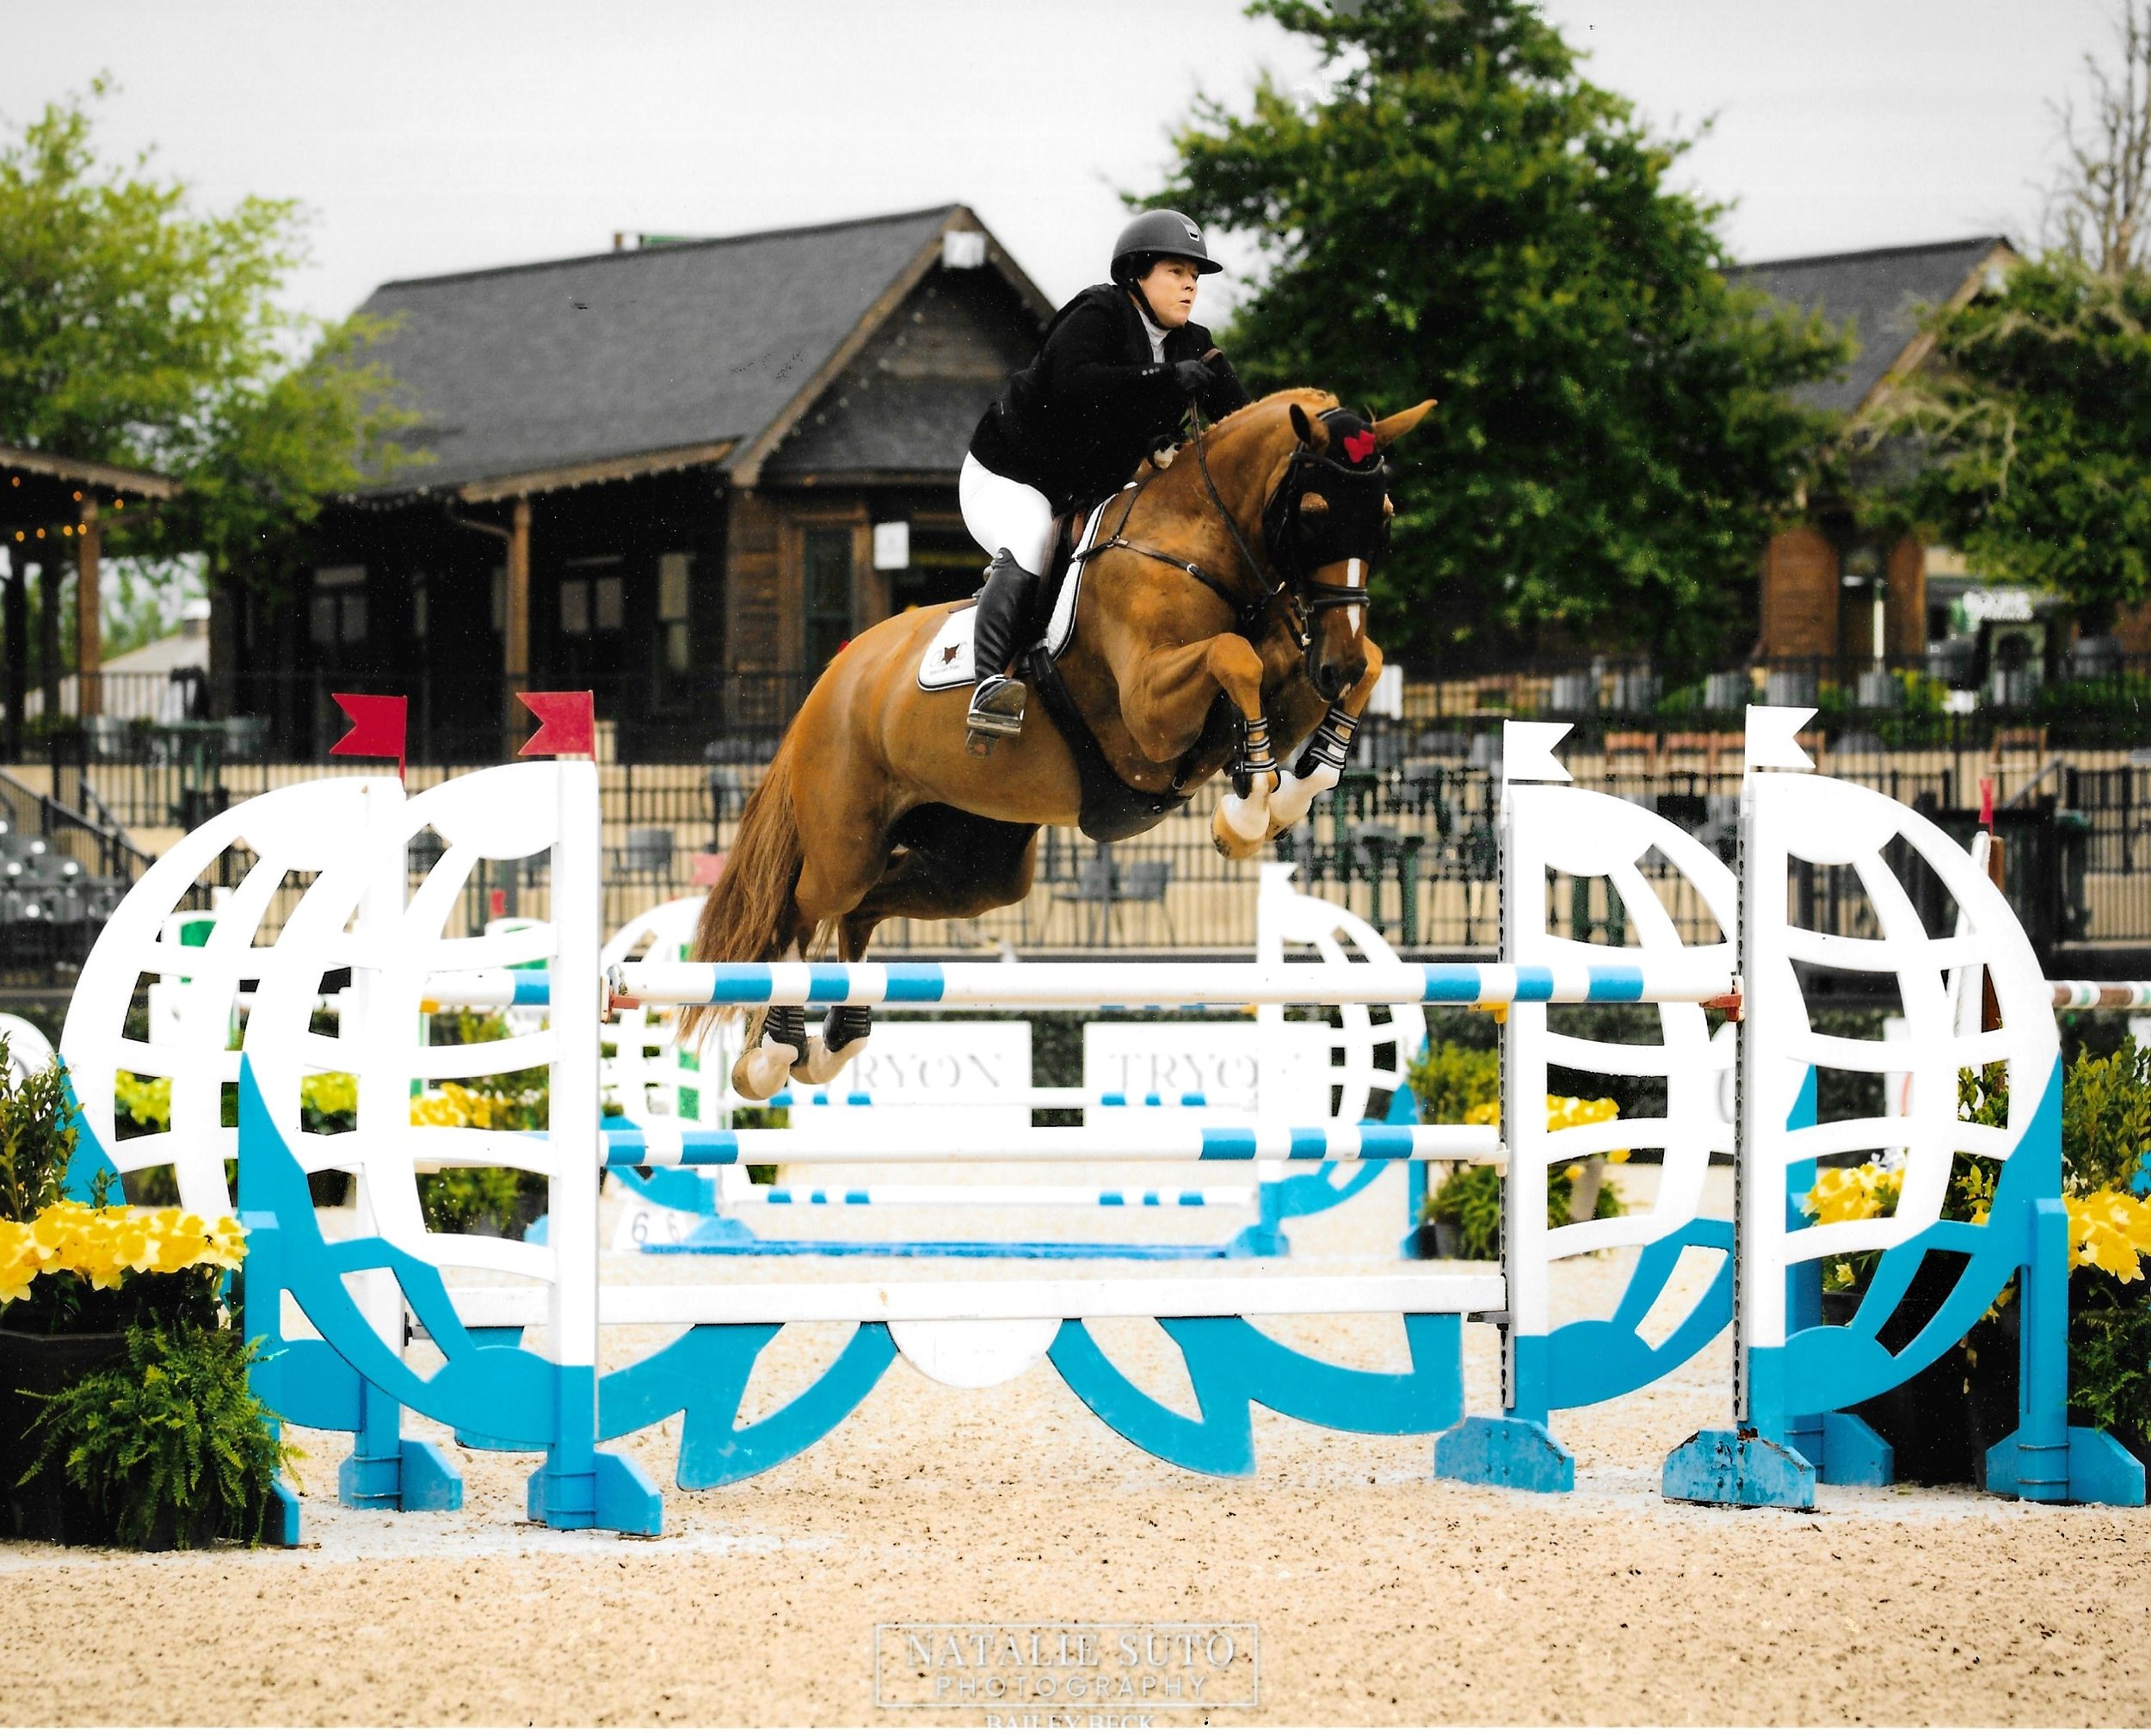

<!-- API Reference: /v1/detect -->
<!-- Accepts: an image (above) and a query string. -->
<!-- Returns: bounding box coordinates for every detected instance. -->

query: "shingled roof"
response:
[1734,236,2015,416]
[348,204,1046,498]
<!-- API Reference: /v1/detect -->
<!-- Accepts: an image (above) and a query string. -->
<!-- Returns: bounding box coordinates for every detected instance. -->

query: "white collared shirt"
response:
[1136,302,1170,364]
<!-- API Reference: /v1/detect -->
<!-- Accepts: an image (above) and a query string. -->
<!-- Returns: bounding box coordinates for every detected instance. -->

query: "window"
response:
[560,556,625,639]
[803,527,854,671]
[889,521,989,613]
[657,551,692,674]
[310,565,367,651]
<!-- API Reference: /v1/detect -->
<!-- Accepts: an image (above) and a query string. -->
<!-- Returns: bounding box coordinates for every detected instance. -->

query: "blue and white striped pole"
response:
[606,959,1735,1012]
[600,1121,1496,1167]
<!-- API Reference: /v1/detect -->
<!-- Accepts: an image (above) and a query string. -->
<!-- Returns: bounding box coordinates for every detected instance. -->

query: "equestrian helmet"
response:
[1110,209,1223,283]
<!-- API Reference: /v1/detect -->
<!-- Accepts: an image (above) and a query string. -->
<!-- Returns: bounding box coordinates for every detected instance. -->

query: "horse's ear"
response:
[1289,403,1317,446]
[1372,399,1438,446]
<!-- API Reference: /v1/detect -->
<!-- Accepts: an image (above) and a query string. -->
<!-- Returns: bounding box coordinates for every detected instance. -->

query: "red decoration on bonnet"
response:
[1343,428,1378,465]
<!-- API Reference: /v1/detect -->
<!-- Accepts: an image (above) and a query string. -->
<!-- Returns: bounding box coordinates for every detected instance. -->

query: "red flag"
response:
[1979,776,1994,830]
[517,690,596,759]
[330,693,408,780]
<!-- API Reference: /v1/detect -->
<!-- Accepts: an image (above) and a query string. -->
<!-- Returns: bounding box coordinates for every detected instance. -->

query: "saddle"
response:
[913,489,1219,843]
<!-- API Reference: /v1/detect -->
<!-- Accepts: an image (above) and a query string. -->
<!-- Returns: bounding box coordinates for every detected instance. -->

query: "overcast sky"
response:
[4,0,2120,327]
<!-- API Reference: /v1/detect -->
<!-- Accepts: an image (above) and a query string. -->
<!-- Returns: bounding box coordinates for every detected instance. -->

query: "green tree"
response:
[1149,0,1848,674]
[1859,9,2151,632]
[0,79,419,591]
[1864,259,2151,632]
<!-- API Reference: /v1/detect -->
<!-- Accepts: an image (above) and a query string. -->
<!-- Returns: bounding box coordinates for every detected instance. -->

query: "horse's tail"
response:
[681,729,804,1046]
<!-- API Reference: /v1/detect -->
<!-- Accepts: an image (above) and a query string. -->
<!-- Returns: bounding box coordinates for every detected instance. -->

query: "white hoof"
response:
[790,1031,869,1086]
[1214,781,1275,851]
[1266,760,1339,836]
[730,1038,798,1101]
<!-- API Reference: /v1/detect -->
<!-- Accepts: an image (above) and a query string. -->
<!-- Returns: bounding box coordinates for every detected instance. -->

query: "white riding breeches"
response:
[959,452,1056,576]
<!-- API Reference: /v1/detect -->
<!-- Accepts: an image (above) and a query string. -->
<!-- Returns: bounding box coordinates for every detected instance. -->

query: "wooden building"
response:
[0,446,180,755]
[1735,236,2017,666]
[227,206,1052,759]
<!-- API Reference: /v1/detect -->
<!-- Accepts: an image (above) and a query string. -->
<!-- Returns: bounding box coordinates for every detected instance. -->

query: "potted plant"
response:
[0,1032,299,1547]
[18,1313,294,1550]
[1414,1034,1628,1258]
[1804,1042,2151,1486]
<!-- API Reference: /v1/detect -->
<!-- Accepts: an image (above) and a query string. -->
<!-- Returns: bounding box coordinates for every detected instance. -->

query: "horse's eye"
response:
[1299,492,1329,514]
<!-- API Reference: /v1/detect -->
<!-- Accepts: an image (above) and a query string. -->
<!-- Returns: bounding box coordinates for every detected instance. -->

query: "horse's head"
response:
[1262,397,1434,701]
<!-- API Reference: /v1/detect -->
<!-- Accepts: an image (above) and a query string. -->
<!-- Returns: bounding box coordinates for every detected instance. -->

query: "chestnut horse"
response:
[689,387,1434,1098]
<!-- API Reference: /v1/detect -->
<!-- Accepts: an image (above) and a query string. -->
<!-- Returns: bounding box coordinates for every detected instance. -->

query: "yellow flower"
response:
[2067,1188,2151,1283]
[0,1204,249,1294]
[1463,1094,1627,1160]
[1806,1162,1901,1225]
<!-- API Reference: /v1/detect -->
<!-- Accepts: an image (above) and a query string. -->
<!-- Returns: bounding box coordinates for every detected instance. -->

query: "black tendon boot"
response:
[967,548,1044,742]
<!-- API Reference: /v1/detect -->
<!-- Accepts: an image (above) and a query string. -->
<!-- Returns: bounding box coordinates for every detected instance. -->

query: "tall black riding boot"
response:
[967,548,1043,740]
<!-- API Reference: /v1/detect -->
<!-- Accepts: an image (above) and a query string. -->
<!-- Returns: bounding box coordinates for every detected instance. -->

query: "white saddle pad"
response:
[915,495,1119,692]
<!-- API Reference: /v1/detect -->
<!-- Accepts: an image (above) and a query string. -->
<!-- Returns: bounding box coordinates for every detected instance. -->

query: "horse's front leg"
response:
[1117,632,1279,862]
[1267,640,1384,839]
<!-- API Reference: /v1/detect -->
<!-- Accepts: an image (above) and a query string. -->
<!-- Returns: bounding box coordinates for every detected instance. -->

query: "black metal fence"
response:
[5,651,2148,973]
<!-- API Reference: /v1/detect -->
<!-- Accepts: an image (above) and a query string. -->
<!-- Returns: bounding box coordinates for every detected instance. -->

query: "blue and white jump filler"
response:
[46,709,2143,1537]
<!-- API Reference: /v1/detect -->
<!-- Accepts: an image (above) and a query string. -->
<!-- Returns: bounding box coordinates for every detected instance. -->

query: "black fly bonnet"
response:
[1261,406,1391,616]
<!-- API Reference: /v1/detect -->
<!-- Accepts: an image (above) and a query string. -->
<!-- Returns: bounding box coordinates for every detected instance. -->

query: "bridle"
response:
[1073,399,1390,687]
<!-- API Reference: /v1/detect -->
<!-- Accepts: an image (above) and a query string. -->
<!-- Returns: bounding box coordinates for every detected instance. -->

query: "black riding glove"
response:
[1173,358,1217,398]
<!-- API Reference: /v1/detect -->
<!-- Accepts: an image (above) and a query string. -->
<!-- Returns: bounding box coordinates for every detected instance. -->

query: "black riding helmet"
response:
[1110,209,1224,286]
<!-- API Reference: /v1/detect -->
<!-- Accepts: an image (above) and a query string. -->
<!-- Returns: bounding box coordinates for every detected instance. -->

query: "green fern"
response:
[20,1320,302,1548]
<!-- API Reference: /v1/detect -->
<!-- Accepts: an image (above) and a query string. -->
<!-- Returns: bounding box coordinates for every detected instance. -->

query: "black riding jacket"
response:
[969,283,1250,516]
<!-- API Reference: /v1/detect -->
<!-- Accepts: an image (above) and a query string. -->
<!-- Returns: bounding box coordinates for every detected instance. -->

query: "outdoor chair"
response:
[220,715,270,759]
[613,827,675,878]
[1046,854,1117,948]
[1111,859,1175,946]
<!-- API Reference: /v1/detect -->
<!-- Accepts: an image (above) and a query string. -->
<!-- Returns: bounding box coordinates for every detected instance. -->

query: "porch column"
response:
[2,551,25,760]
[503,495,531,736]
[75,502,100,717]
[39,557,60,727]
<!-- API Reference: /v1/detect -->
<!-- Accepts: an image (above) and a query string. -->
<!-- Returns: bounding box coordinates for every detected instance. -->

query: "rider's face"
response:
[1136,257,1202,329]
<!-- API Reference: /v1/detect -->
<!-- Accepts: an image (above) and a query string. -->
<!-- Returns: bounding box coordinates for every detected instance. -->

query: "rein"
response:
[1069,405,1319,652]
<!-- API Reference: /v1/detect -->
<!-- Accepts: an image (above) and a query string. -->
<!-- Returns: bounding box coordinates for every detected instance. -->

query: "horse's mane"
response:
[1136,386,1339,512]
[1200,385,1338,446]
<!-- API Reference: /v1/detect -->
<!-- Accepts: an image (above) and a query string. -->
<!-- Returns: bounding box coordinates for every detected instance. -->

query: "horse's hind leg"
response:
[731,951,810,1100]
[790,809,1040,1086]
[786,907,880,1086]
[732,744,895,1099]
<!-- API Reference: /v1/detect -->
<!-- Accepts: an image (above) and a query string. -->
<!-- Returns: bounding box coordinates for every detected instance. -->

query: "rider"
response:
[958,209,1250,740]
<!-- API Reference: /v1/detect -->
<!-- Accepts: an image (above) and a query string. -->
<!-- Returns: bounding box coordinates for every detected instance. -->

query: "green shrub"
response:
[1408,1042,1499,1127]
[2062,1037,2151,1194]
[21,1319,300,1548]
[1422,1160,1624,1259]
[0,1040,79,1220]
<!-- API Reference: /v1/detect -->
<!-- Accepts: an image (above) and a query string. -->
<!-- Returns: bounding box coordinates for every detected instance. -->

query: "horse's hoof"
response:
[791,1031,870,1086]
[1212,791,1272,859]
[731,1040,799,1101]
[1265,765,1331,836]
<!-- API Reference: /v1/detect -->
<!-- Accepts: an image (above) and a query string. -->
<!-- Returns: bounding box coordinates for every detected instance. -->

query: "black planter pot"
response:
[0,1327,126,1545]
[1821,1282,2019,1488]
[1409,1221,1466,1259]
[138,1502,225,1553]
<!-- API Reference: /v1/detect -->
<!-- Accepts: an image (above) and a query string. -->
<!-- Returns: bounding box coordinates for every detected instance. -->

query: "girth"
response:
[1020,645,1200,844]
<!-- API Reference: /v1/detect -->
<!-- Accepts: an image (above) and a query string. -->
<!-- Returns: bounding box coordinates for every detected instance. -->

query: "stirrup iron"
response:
[966,674,1028,739]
